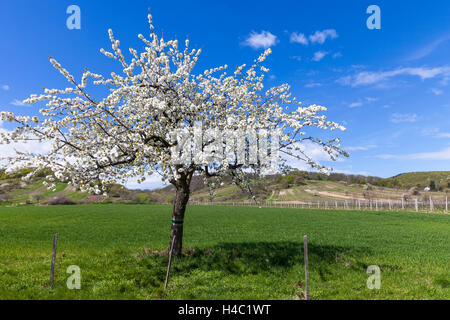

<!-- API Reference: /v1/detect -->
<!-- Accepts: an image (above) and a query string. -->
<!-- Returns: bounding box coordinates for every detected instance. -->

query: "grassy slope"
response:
[0,204,449,299]
[391,171,450,186]
[186,171,450,203]
[0,177,89,205]
[191,179,448,203]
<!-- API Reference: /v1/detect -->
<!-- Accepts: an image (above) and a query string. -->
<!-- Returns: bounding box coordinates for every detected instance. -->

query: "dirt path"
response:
[304,189,367,201]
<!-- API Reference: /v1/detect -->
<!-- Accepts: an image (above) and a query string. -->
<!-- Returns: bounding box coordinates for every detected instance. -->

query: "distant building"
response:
[424,187,431,192]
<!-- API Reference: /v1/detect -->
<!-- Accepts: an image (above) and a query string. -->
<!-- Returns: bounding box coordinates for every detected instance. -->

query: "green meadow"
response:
[0,204,449,299]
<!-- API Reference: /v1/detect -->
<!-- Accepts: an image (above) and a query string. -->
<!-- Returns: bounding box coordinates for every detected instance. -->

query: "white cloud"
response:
[10,99,26,106]
[291,56,302,61]
[312,51,328,62]
[0,128,53,162]
[309,29,338,44]
[349,102,363,108]
[1,85,10,91]
[407,34,450,61]
[390,113,418,123]
[430,88,443,95]
[332,52,342,58]
[243,31,277,49]
[338,67,450,87]
[333,169,370,176]
[436,132,450,138]
[377,147,450,160]
[336,76,352,86]
[289,29,338,46]
[282,141,343,171]
[345,98,377,109]
[346,145,377,151]
[124,174,166,190]
[290,32,308,45]
[305,82,322,88]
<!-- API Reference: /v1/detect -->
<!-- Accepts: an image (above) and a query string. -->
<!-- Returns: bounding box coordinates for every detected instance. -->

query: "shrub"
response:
[409,187,420,196]
[279,179,289,189]
[131,192,154,204]
[252,184,270,200]
[292,175,306,185]
[29,193,44,203]
[4,168,34,179]
[102,197,114,204]
[46,196,76,205]
[285,175,294,185]
[430,180,437,191]
[0,169,7,180]
[0,194,12,203]
[35,168,53,178]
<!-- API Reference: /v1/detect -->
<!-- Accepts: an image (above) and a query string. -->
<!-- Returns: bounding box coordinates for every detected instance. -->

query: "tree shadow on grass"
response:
[134,241,372,287]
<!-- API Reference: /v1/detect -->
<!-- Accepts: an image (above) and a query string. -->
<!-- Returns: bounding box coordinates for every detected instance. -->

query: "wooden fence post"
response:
[164,235,176,290]
[415,198,418,212]
[430,196,434,212]
[303,235,309,300]
[50,233,58,283]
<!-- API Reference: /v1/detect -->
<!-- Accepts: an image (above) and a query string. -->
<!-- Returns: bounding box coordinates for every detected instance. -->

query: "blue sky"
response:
[1,0,450,189]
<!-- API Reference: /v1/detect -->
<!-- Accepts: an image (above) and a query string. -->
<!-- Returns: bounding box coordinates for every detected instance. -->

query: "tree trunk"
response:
[169,181,190,256]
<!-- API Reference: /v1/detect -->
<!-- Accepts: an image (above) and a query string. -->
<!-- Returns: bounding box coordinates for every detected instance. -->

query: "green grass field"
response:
[0,204,449,300]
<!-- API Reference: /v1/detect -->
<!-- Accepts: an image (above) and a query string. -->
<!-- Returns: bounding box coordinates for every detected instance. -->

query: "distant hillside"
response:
[385,171,450,190]
[1,168,449,206]
[0,168,159,206]
[148,170,450,204]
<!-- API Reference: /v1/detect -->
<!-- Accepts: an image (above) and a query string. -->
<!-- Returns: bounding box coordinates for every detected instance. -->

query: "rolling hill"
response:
[1,168,449,206]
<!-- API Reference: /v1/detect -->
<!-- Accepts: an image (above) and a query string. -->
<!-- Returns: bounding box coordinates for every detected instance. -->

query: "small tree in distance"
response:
[0,13,348,255]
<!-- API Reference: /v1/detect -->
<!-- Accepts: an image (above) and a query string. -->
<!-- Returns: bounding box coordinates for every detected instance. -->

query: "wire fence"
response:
[187,197,450,213]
